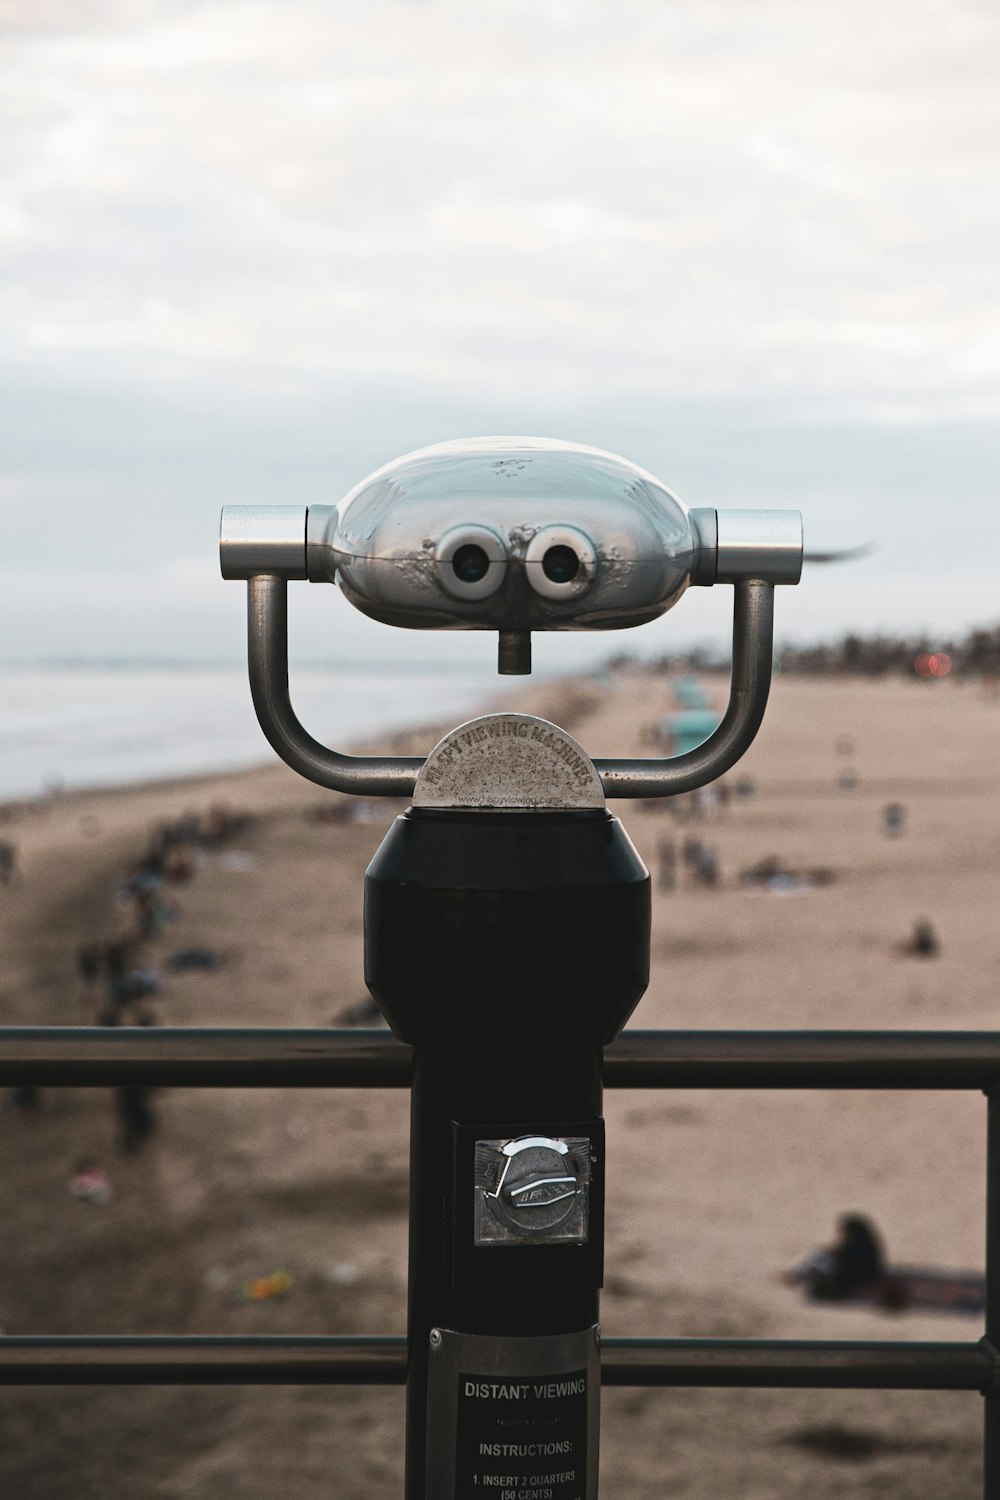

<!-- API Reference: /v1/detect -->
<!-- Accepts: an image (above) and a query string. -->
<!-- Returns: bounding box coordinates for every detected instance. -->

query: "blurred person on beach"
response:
[95,934,137,1023]
[143,812,204,884]
[113,1010,160,1154]
[683,836,720,889]
[206,801,248,844]
[95,938,162,1025]
[76,940,104,998]
[656,837,677,892]
[116,1083,157,1153]
[115,1083,158,1154]
[882,802,906,838]
[133,881,177,941]
[785,1212,886,1302]
[113,944,162,1025]
[5,1084,41,1112]
[0,839,18,885]
[904,917,940,958]
[165,838,198,883]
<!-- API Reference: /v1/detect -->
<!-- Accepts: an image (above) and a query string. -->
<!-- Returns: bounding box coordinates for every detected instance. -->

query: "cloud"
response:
[0,0,998,414]
[1,0,999,665]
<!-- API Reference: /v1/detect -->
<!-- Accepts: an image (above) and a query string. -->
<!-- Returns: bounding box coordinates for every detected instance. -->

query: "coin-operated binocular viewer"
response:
[220,437,802,1499]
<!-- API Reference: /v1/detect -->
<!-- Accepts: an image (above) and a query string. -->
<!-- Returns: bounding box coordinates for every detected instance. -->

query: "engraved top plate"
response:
[412,713,604,810]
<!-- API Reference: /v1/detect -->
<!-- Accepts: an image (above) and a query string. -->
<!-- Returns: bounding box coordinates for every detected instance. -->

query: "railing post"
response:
[985,1088,1000,1496]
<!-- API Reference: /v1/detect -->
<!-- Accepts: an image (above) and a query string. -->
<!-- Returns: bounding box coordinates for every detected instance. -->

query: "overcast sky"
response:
[2,0,999,671]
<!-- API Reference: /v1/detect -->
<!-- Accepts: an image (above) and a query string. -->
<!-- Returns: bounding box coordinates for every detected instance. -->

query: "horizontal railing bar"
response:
[0,1028,412,1088]
[2,1029,1000,1090]
[604,1030,1000,1090]
[0,1336,991,1390]
[0,1336,407,1384]
[600,1337,996,1390]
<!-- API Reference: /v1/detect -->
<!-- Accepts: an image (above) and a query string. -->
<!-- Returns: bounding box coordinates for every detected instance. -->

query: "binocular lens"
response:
[452,544,491,584]
[542,545,580,584]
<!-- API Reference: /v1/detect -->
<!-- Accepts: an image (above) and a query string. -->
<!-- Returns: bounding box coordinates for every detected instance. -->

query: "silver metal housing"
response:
[218,437,804,800]
[218,447,804,609]
[307,436,697,632]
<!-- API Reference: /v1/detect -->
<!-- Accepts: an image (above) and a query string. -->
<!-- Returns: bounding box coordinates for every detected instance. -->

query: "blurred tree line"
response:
[778,624,1000,677]
[609,623,1000,678]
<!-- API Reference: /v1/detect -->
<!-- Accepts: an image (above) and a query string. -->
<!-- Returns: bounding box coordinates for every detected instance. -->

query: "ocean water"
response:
[0,663,517,800]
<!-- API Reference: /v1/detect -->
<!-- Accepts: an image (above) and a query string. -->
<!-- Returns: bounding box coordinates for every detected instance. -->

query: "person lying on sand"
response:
[783,1212,885,1302]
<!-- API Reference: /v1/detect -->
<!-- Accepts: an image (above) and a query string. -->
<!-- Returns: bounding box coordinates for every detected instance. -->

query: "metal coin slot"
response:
[475,1134,591,1245]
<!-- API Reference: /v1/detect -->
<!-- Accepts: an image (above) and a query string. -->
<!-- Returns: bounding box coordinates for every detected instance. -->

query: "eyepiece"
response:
[435,525,507,600]
[525,525,596,600]
[452,543,492,585]
[542,545,580,585]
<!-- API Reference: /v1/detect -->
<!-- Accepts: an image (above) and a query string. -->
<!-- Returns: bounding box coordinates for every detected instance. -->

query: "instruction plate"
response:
[426,1326,599,1500]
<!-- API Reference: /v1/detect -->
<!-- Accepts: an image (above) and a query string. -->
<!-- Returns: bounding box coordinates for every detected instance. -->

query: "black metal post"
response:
[985,1088,1000,1496]
[365,807,650,1500]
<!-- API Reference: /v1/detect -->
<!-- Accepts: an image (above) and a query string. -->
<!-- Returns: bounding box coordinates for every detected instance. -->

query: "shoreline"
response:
[0,654,531,808]
[1,666,980,813]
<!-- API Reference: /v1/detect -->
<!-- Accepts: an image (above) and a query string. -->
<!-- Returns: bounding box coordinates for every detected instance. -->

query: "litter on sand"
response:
[241,1270,294,1301]
[67,1159,112,1206]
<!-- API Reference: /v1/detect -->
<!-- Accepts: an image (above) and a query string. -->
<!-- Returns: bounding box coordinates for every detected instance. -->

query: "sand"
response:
[1,667,998,1498]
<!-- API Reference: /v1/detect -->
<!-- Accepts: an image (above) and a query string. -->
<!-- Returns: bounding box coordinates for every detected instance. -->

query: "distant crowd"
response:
[640,678,941,959]
[8,801,252,1159]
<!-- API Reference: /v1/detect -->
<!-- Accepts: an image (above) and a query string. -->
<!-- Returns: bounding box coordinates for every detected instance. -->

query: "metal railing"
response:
[2,1026,998,1493]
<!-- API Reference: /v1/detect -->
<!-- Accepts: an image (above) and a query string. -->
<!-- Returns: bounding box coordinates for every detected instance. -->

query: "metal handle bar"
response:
[249,574,423,796]
[594,578,774,797]
[246,575,774,799]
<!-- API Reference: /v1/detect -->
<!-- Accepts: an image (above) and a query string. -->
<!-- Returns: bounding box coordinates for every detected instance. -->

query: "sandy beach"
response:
[1,666,998,1498]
